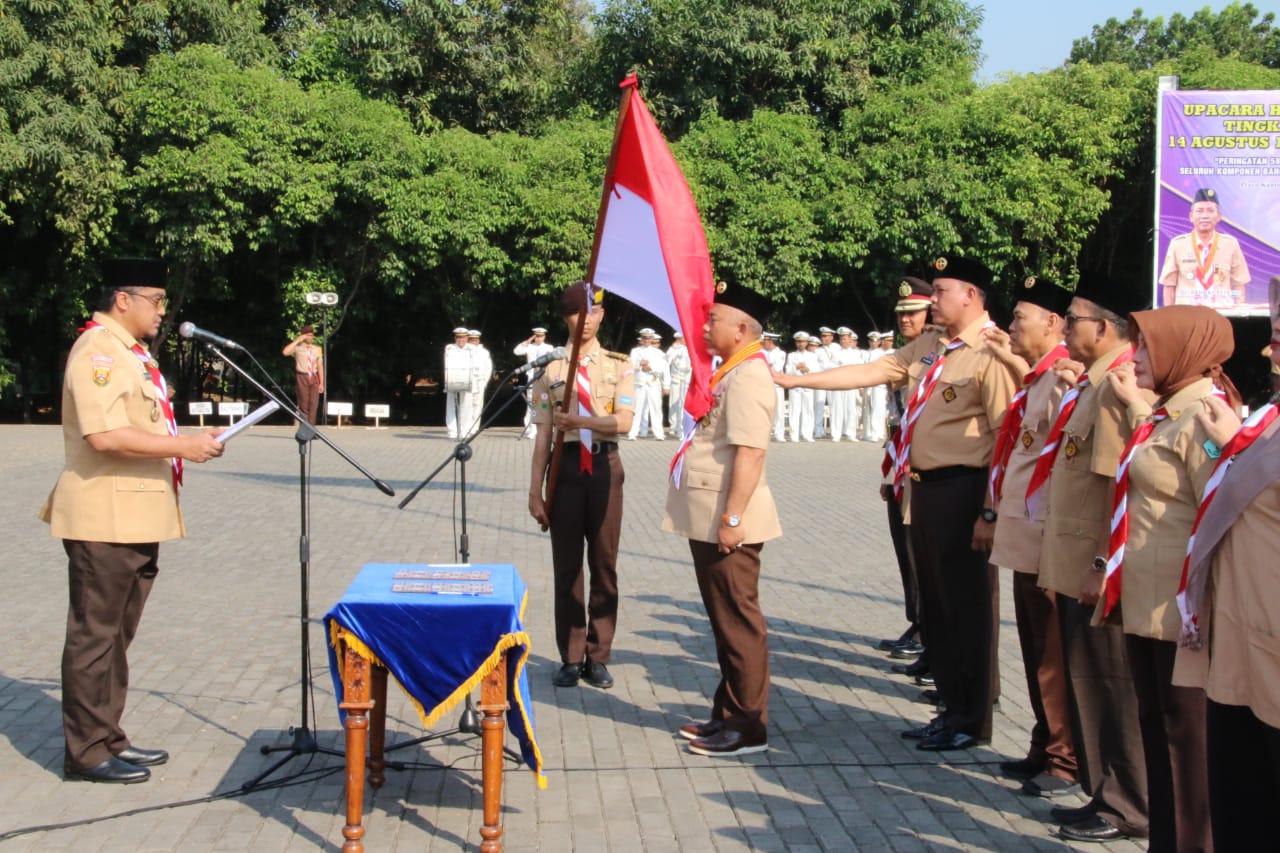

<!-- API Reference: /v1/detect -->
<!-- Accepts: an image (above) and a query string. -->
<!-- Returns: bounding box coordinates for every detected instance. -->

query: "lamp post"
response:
[305,291,339,422]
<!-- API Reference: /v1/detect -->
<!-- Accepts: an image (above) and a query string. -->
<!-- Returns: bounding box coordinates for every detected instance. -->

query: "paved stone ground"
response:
[0,424,1146,852]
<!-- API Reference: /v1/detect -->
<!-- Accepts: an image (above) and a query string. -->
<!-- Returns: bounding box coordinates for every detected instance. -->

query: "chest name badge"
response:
[941,386,957,403]
[921,354,936,366]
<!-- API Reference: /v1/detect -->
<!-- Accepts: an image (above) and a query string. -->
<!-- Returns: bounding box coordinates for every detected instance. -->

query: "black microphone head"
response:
[179,321,196,339]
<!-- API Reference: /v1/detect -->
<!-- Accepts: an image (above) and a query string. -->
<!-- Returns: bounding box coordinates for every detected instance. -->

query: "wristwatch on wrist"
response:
[722,514,741,528]
[1091,556,1107,574]
[980,508,998,524]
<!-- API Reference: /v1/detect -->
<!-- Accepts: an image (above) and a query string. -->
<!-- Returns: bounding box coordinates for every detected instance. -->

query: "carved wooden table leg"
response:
[339,643,375,853]
[368,664,388,789]
[478,652,510,853]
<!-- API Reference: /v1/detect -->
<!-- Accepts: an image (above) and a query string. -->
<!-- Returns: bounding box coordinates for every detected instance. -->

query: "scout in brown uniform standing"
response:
[776,255,1019,750]
[980,276,1079,795]
[282,324,324,424]
[40,259,226,784]
[1036,271,1152,842]
[1100,305,1237,853]
[663,282,781,757]
[1174,276,1280,851]
[528,283,635,689]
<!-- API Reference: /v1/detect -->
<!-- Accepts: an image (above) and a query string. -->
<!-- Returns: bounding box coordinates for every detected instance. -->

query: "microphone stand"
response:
[195,341,395,793]
[382,366,543,766]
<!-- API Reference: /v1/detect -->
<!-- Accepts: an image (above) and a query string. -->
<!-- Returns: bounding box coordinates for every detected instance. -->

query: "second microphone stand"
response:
[382,367,543,764]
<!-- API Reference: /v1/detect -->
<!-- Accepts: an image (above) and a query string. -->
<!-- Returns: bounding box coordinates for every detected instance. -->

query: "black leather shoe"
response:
[678,719,723,741]
[878,627,918,651]
[552,663,581,687]
[900,717,946,739]
[998,756,1046,780]
[686,729,767,757]
[890,641,924,659]
[1022,772,1082,798]
[1058,814,1123,842]
[65,756,150,784]
[1050,802,1096,825]
[917,730,983,751]
[581,661,614,689]
[914,673,935,687]
[891,659,929,677]
[917,689,942,705]
[114,746,168,767]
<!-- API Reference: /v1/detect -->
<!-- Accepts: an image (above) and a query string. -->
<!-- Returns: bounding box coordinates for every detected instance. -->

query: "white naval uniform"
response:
[444,343,477,439]
[514,339,554,438]
[766,346,787,440]
[785,348,818,442]
[666,342,692,433]
[830,345,867,441]
[860,347,889,442]
[627,344,669,439]
[469,344,492,436]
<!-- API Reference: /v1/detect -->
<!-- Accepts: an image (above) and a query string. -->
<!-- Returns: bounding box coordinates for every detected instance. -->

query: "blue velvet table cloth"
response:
[324,563,544,786]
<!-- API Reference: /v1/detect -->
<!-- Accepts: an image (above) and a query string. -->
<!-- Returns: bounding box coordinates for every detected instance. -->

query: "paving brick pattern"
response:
[0,425,1145,851]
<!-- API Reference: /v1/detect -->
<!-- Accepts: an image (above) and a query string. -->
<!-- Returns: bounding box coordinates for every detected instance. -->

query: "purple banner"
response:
[1156,90,1280,317]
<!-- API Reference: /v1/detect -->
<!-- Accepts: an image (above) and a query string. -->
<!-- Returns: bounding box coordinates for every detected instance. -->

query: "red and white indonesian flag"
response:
[593,75,715,429]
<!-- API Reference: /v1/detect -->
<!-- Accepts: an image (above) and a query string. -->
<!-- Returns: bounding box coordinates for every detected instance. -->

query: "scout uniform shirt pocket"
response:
[687,467,723,492]
[114,474,172,495]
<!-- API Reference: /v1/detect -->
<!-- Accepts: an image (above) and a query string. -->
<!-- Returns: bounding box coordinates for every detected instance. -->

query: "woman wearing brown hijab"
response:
[1101,304,1238,853]
[1173,277,1280,851]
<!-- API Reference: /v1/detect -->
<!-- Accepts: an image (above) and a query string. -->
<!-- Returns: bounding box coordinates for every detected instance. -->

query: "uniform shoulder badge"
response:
[606,351,629,362]
[91,355,113,387]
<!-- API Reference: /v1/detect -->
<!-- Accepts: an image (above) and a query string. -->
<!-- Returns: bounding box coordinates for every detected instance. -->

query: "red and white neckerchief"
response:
[83,320,183,491]
[888,324,994,500]
[669,341,767,486]
[1100,405,1170,618]
[306,345,317,377]
[575,357,595,474]
[1175,400,1279,647]
[988,343,1069,506]
[1025,346,1134,517]
[1196,236,1219,290]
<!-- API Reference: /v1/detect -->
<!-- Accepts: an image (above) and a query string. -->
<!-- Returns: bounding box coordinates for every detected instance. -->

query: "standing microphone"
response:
[517,347,567,374]
[179,321,243,351]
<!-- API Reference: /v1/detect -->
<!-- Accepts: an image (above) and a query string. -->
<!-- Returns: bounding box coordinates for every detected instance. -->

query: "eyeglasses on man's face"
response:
[1064,312,1104,327]
[124,289,168,310]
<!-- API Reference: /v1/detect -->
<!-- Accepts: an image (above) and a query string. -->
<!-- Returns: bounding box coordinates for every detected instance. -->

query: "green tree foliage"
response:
[585,0,981,135]
[2,0,1278,416]
[1070,2,1279,70]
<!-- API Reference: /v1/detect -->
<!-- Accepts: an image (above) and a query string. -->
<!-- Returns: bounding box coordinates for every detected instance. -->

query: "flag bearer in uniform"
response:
[528,283,635,690]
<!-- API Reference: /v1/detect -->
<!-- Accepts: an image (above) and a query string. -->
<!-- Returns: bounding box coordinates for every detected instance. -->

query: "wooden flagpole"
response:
[541,75,639,527]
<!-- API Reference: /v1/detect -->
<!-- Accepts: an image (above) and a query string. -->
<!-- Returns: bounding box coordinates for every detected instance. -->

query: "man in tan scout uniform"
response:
[776,255,1019,750]
[663,281,781,757]
[1159,187,1250,309]
[282,323,324,424]
[1037,270,1152,843]
[41,258,225,784]
[980,275,1079,797]
[528,282,635,690]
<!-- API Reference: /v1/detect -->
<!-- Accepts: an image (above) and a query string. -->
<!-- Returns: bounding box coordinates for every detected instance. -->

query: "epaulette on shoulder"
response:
[605,351,629,362]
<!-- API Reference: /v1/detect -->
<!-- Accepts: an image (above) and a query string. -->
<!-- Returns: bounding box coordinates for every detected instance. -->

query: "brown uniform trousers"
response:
[296,373,321,424]
[690,541,769,741]
[548,444,623,666]
[62,540,159,770]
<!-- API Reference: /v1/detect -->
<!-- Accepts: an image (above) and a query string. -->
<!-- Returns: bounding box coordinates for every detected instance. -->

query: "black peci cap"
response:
[1192,188,1219,205]
[1016,274,1072,316]
[925,255,994,291]
[102,258,167,291]
[713,280,772,323]
[1073,269,1150,318]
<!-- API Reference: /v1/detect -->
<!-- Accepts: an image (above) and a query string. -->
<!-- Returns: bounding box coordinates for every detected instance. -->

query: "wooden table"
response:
[337,641,509,853]
[323,564,542,853]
